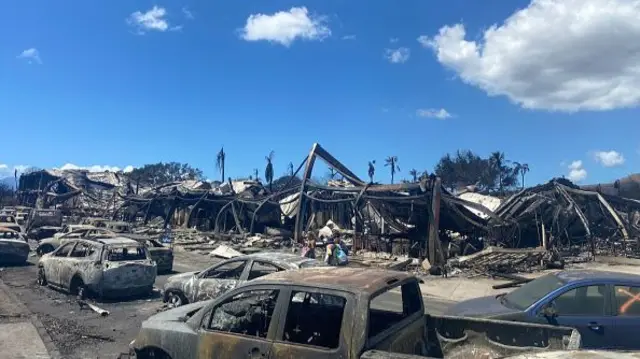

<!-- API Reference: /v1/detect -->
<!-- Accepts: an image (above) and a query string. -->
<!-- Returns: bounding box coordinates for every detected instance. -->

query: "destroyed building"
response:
[16,145,640,267]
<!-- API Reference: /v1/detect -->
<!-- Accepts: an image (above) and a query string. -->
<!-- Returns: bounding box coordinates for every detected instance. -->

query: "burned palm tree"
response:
[409,169,418,182]
[253,168,259,181]
[384,156,400,184]
[265,151,274,191]
[368,160,376,183]
[327,167,338,180]
[513,162,530,189]
[287,162,294,176]
[216,147,226,183]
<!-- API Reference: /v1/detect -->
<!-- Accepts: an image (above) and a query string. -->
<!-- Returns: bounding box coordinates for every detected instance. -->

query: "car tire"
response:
[167,291,187,308]
[37,267,47,286]
[71,277,86,300]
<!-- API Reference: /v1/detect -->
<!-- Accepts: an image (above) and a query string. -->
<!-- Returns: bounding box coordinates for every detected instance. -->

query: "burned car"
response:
[130,267,580,359]
[36,227,116,255]
[0,227,30,264]
[54,224,96,238]
[143,238,173,274]
[105,221,132,234]
[37,237,157,299]
[162,252,325,307]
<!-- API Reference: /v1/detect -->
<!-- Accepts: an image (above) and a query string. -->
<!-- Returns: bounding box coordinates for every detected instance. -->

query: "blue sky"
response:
[1,0,638,185]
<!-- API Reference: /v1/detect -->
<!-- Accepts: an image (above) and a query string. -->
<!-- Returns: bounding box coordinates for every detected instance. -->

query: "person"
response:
[301,232,317,259]
[324,231,349,266]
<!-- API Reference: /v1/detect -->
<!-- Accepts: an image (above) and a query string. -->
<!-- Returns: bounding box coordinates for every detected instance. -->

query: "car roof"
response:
[251,267,415,295]
[555,270,640,284]
[95,237,141,246]
[236,252,319,266]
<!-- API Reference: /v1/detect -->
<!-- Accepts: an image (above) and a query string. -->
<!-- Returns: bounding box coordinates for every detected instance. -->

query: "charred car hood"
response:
[164,272,197,288]
[147,300,207,323]
[446,295,522,318]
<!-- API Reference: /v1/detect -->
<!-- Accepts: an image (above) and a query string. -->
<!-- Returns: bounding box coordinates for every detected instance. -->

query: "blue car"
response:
[446,270,640,350]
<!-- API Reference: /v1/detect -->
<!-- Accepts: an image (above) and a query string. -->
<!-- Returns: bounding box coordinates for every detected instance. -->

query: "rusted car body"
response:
[36,227,116,255]
[82,217,109,228]
[37,237,157,298]
[130,267,580,359]
[106,221,133,233]
[144,239,173,274]
[53,224,96,238]
[0,227,30,264]
[162,252,326,307]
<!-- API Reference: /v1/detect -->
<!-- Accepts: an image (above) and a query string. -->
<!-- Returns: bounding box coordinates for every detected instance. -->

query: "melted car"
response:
[36,227,116,255]
[162,252,325,307]
[37,237,157,299]
[0,227,30,264]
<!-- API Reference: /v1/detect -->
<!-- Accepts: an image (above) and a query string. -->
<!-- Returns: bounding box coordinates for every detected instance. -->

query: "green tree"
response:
[265,150,275,191]
[385,156,400,184]
[129,162,204,187]
[216,147,226,183]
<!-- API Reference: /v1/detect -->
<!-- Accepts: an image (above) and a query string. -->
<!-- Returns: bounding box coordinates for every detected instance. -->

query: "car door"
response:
[610,284,640,349]
[45,242,76,286]
[197,286,282,359]
[534,284,615,349]
[192,259,249,302]
[269,287,351,359]
[61,241,95,290]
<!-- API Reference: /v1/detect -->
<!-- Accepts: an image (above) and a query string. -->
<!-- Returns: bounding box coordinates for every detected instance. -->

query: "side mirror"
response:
[541,305,558,318]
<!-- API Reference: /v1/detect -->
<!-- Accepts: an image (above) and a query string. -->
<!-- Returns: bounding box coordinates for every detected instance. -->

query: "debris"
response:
[210,244,243,259]
[78,300,110,317]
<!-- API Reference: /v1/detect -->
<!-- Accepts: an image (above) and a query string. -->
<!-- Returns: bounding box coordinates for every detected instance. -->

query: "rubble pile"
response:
[15,144,640,278]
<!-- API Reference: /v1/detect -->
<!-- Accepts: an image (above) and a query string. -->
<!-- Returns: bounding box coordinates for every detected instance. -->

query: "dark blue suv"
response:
[446,270,640,350]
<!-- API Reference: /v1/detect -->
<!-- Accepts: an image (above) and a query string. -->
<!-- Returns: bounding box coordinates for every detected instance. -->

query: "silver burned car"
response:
[37,237,157,299]
[162,252,326,307]
[0,227,30,264]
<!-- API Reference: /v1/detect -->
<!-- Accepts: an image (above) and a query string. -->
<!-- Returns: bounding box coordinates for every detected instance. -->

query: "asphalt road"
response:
[0,250,455,359]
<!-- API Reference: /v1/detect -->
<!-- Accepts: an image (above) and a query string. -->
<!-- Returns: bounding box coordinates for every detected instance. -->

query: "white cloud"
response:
[416,108,452,119]
[421,0,640,112]
[384,47,410,64]
[182,7,194,20]
[341,34,356,40]
[17,48,42,64]
[567,160,587,182]
[0,164,30,177]
[127,6,172,34]
[593,150,625,167]
[389,37,399,43]
[240,7,331,47]
[57,163,134,173]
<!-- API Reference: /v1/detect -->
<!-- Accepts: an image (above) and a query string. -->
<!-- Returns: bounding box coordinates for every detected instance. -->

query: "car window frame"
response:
[69,240,97,259]
[247,260,285,281]
[54,241,77,258]
[538,284,613,317]
[272,285,351,353]
[199,259,249,280]
[201,284,285,342]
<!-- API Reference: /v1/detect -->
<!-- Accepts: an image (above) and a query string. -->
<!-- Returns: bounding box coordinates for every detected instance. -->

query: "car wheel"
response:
[71,277,87,300]
[167,291,186,307]
[37,267,47,286]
